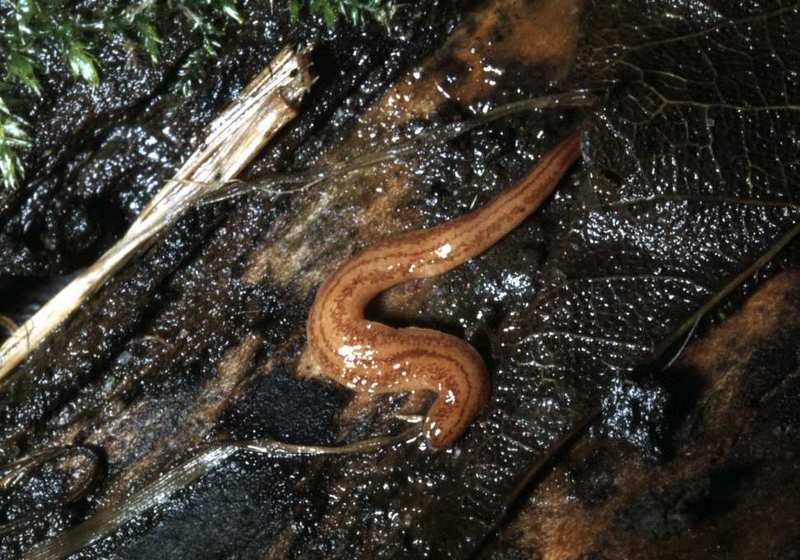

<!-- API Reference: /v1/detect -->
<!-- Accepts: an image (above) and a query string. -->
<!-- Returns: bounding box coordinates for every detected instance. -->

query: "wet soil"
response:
[1,1,799,559]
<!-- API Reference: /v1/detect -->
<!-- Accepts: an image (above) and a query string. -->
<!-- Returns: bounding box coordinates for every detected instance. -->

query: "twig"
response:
[0,46,314,382]
[23,427,422,560]
[202,90,598,204]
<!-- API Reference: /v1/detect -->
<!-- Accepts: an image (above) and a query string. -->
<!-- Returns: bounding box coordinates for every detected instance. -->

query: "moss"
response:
[288,0,396,28]
[0,0,398,190]
[0,0,244,189]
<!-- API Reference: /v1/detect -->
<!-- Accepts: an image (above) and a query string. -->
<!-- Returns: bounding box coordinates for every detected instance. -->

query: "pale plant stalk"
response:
[0,46,314,381]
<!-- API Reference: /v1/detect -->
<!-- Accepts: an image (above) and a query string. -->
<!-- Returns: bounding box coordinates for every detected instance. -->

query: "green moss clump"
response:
[0,0,244,189]
[0,0,397,189]
[288,0,396,28]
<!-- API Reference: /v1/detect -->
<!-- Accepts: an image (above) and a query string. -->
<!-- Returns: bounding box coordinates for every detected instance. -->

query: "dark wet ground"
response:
[1,0,799,559]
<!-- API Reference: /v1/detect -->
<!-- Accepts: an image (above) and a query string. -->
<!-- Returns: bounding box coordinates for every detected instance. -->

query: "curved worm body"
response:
[307,132,581,447]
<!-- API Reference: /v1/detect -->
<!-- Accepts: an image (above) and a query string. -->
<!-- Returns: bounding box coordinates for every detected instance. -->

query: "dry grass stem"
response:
[0,46,314,381]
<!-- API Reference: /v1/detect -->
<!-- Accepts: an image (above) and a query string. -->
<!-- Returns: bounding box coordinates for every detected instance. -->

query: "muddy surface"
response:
[0,1,799,559]
[480,271,800,559]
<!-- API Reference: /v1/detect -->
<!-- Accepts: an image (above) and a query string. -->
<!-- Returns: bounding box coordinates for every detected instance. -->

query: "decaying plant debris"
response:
[0,1,799,559]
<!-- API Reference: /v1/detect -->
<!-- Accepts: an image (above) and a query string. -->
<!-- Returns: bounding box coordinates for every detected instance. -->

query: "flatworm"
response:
[307,132,581,447]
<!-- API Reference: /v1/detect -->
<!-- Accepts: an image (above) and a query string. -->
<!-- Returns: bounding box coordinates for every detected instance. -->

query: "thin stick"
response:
[23,428,422,560]
[0,47,314,382]
[202,90,598,204]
